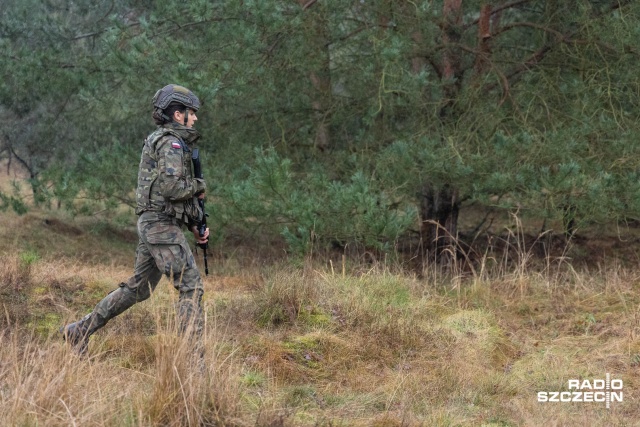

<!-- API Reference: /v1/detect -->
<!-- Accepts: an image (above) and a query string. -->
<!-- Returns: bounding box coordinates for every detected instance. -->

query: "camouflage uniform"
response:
[62,120,206,353]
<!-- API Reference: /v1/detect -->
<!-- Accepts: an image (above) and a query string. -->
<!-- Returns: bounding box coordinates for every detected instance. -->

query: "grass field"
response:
[1,200,640,425]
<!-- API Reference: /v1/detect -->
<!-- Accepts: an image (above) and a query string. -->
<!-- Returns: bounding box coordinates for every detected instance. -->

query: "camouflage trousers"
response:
[88,211,204,338]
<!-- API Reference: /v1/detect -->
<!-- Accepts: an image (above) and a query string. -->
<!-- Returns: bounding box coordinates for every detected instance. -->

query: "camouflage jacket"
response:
[135,123,206,226]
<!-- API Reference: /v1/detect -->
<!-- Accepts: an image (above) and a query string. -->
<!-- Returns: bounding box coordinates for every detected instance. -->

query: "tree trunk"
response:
[298,0,332,151]
[418,0,464,260]
[474,3,493,75]
[420,184,459,258]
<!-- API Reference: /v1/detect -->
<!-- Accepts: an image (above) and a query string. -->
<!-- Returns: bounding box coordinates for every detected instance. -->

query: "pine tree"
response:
[2,0,639,257]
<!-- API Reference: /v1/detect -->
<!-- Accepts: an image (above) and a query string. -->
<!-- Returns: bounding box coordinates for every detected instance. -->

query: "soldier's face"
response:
[175,109,198,128]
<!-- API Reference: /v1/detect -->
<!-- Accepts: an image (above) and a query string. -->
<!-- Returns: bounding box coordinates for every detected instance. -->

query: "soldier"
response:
[61,84,209,355]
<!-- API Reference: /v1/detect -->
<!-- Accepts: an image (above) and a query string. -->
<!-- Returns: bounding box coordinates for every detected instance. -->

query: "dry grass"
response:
[1,209,639,426]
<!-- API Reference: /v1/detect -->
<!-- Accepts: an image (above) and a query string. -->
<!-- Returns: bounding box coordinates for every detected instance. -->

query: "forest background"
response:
[2,0,639,256]
[1,0,640,426]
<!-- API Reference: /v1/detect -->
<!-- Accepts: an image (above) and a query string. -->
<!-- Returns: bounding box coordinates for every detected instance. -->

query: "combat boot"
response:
[60,313,96,355]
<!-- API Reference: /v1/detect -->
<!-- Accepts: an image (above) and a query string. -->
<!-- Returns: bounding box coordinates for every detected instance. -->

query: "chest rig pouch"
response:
[135,128,202,225]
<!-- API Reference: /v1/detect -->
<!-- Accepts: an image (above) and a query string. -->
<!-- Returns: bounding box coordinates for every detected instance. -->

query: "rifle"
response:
[191,148,209,275]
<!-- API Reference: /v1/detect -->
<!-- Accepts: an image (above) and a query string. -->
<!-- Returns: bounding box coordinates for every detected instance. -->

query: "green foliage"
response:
[19,250,40,268]
[2,0,640,250]
[0,191,28,215]
[240,370,266,388]
[219,149,416,253]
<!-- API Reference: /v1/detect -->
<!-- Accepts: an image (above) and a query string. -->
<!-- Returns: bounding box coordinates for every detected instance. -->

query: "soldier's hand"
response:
[194,178,206,194]
[191,226,209,244]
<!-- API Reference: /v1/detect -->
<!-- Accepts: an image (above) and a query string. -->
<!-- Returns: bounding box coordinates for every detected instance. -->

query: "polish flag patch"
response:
[171,142,182,149]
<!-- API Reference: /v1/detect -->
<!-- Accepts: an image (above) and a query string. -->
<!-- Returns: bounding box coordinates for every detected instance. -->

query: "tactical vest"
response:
[135,128,195,223]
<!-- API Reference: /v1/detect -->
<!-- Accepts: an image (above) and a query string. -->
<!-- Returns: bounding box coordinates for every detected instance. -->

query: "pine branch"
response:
[485,0,635,93]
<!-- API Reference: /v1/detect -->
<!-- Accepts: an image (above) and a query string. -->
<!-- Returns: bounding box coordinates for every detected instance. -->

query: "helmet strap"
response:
[184,109,189,126]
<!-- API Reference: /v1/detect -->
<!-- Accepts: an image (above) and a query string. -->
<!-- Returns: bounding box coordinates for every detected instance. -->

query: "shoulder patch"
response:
[171,141,182,149]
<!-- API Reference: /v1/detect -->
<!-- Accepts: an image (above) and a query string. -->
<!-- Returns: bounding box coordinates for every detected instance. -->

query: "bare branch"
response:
[493,21,566,40]
[300,0,318,11]
[486,0,635,92]
[71,21,140,41]
[7,144,35,179]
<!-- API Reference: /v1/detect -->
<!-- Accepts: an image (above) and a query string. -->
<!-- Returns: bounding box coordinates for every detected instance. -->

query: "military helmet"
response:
[152,84,200,112]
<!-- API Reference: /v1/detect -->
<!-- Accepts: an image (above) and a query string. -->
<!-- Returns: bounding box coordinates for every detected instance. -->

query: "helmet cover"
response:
[152,84,200,111]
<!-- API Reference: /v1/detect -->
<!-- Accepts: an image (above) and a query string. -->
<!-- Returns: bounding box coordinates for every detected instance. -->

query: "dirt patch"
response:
[42,218,83,236]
